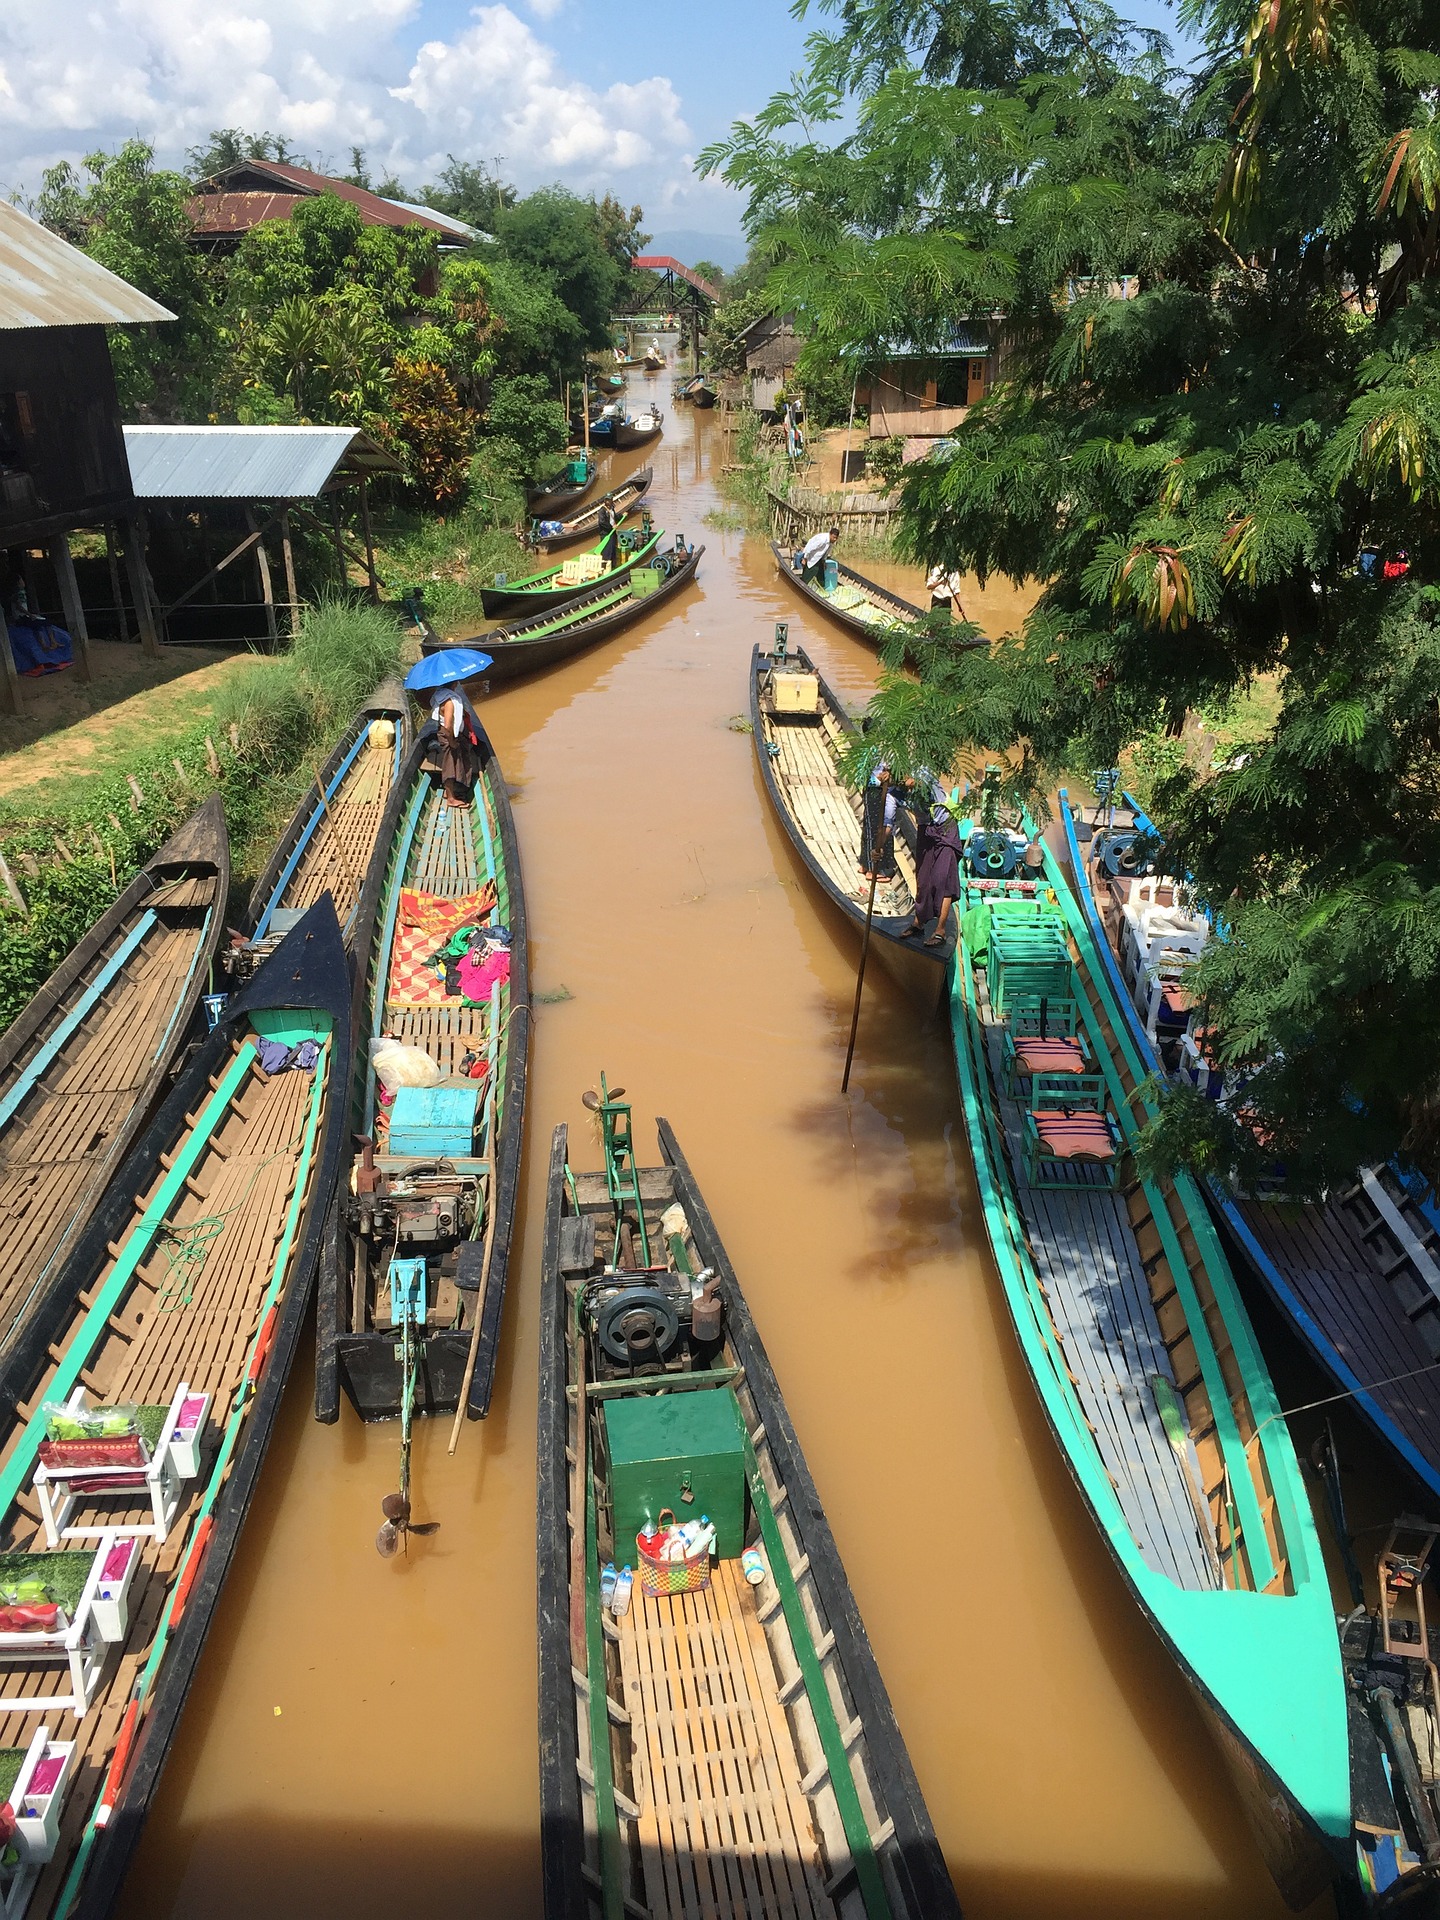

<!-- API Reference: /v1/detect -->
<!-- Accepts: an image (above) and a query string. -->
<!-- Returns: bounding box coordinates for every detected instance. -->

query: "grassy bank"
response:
[0,600,404,1028]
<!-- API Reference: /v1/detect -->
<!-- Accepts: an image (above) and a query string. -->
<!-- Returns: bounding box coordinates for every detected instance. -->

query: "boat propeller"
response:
[376,1492,439,1558]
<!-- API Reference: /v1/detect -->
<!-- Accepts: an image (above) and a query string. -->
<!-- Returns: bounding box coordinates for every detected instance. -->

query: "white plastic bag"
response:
[370,1038,441,1093]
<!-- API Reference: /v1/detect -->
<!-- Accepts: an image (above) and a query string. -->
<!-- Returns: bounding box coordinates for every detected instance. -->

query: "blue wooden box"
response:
[388,1086,480,1158]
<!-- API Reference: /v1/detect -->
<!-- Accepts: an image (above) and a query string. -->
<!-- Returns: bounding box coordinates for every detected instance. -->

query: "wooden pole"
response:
[841,869,880,1093]
[49,535,93,683]
[328,495,347,588]
[357,474,378,598]
[0,561,20,715]
[105,524,128,642]
[279,507,300,636]
[246,507,278,648]
[120,518,161,658]
[447,1158,498,1453]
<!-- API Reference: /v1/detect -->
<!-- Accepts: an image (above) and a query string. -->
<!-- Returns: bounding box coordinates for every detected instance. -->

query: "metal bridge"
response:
[631,255,724,305]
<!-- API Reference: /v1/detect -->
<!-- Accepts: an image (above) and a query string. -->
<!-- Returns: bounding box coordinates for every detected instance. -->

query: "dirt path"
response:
[0,644,252,803]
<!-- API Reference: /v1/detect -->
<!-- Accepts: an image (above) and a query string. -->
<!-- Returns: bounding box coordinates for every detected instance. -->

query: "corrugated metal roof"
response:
[123,424,402,499]
[380,199,485,243]
[0,199,175,330]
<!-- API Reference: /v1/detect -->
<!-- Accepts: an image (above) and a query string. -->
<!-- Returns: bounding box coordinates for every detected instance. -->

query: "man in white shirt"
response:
[800,526,839,582]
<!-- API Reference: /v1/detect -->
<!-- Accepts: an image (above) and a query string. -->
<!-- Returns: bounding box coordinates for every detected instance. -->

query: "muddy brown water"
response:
[120,374,1357,1919]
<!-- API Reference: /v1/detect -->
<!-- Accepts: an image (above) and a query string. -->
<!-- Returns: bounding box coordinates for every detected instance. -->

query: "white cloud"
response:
[0,0,690,201]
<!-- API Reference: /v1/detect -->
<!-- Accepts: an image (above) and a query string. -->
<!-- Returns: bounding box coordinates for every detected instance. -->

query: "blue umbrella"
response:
[404,648,494,691]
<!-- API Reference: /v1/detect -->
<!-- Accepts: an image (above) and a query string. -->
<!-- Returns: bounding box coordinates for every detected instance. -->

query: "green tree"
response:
[481,374,569,479]
[187,129,301,180]
[36,140,219,414]
[419,157,516,233]
[706,0,1440,1190]
[496,188,629,355]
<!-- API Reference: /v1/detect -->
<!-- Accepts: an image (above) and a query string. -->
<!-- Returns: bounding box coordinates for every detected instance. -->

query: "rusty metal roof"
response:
[0,199,175,330]
[188,191,306,235]
[123,424,402,499]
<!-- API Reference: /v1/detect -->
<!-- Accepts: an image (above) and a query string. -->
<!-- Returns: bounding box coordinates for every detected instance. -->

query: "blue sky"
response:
[0,0,1207,255]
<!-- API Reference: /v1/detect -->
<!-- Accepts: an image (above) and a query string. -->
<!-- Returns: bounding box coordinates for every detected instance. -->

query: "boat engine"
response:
[584,1268,723,1380]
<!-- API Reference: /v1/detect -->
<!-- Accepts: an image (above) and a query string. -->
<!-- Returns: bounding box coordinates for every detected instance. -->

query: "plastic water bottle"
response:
[600,1562,618,1607]
[611,1566,634,1617]
[742,1546,767,1586]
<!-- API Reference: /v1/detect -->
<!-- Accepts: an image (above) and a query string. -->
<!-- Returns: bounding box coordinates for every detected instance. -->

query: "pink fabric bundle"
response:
[455,946,510,1004]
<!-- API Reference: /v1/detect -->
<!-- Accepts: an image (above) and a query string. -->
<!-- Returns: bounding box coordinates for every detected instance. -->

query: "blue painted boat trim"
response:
[1060,788,1440,1505]
[255,725,368,937]
[0,911,157,1137]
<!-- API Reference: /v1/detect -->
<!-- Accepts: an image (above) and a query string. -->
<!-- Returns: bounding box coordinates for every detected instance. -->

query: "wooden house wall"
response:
[0,327,134,547]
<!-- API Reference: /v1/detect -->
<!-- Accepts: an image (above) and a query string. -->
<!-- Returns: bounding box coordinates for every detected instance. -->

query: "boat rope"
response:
[1255,1358,1440,1433]
[153,1120,311,1311]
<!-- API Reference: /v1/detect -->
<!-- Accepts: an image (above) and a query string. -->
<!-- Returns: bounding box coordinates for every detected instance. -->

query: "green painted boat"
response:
[479,524,663,620]
[944,808,1349,1906]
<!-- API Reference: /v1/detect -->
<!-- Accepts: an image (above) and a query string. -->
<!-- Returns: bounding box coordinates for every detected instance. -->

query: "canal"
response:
[120,367,1343,1920]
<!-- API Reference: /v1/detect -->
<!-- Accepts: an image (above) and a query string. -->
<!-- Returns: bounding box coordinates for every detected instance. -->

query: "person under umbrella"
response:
[404,649,493,811]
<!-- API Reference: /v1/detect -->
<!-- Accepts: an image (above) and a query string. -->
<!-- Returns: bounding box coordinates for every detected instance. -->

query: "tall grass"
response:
[0,599,405,1030]
[373,450,530,638]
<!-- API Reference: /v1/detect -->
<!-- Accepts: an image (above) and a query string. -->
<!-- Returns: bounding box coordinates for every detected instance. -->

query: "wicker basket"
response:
[636,1508,712,1597]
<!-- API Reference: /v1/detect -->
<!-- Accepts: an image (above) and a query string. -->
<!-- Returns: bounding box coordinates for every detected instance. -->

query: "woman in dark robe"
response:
[902,785,963,945]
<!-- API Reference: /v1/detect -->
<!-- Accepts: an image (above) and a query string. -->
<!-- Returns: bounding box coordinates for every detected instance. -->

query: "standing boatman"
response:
[800,525,839,584]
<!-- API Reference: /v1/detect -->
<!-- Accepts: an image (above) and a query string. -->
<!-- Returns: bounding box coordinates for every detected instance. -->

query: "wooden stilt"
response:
[120,519,161,658]
[329,496,347,588]
[357,474,378,598]
[0,556,20,715]
[279,507,300,636]
[105,525,129,643]
[246,508,278,648]
[49,536,93,683]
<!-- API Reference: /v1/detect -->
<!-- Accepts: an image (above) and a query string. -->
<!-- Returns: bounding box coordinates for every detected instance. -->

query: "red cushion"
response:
[1014,1038,1084,1074]
[1033,1111,1115,1160]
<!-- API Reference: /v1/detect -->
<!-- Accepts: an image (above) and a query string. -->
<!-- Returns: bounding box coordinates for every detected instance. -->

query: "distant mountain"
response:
[642,230,748,274]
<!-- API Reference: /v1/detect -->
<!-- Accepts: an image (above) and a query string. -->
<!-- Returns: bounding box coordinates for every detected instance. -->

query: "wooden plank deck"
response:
[760,703,918,915]
[283,730,393,927]
[1233,1192,1440,1468]
[0,1036,322,1913]
[617,1559,829,1919]
[978,973,1216,1591]
[0,892,218,1353]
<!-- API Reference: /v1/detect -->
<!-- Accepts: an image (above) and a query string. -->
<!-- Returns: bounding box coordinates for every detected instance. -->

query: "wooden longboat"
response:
[749,641,952,1009]
[536,1106,963,1920]
[945,829,1349,1903]
[531,468,653,554]
[244,679,409,947]
[613,409,663,452]
[0,796,229,1374]
[0,897,349,1919]
[421,543,702,683]
[772,544,928,654]
[481,527,665,620]
[1057,789,1440,1509]
[317,720,528,1425]
[527,459,599,519]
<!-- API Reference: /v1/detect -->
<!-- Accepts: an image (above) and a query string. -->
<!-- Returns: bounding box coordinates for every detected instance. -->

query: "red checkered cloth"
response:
[388,925,456,1008]
[1033,1110,1114,1161]
[1014,1037,1085,1075]
[387,886,499,1009]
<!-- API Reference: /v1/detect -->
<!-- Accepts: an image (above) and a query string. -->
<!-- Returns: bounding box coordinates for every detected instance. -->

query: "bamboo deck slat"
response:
[0,899,218,1349]
[761,706,918,912]
[284,736,393,925]
[0,1042,320,1913]
[618,1560,826,1919]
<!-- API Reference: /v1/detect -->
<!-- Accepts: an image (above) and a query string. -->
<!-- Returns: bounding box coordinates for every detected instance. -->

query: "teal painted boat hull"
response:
[944,845,1349,1904]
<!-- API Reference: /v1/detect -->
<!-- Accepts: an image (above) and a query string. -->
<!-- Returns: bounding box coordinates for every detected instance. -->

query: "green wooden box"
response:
[604,1389,747,1560]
